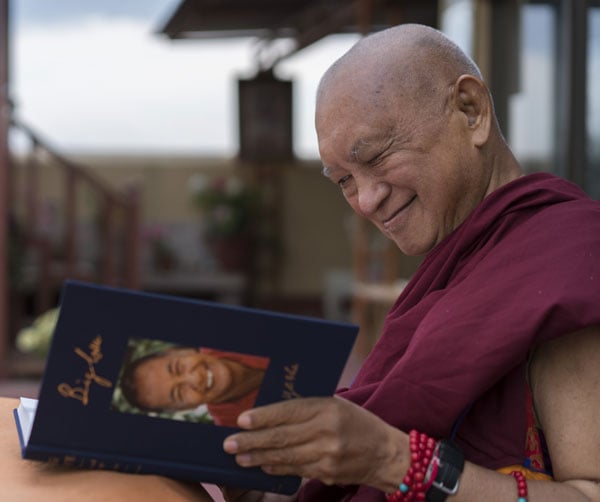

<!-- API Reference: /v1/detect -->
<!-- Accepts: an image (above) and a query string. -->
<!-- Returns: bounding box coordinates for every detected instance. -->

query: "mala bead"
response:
[510,470,528,501]
[386,430,437,502]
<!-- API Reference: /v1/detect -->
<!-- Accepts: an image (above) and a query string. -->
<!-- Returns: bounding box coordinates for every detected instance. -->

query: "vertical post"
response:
[64,169,77,277]
[26,140,40,231]
[124,186,141,290]
[100,194,116,285]
[555,0,588,187]
[472,0,521,138]
[490,0,521,139]
[473,0,493,82]
[0,0,10,364]
[355,0,374,35]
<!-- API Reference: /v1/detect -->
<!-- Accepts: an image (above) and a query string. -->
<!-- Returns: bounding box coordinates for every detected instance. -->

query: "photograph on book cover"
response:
[112,337,270,428]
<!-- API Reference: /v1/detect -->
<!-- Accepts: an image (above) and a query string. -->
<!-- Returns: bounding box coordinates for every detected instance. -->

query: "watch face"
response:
[424,441,441,484]
[425,440,465,501]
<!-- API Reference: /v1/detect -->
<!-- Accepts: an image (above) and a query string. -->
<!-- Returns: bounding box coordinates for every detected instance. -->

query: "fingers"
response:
[236,397,326,430]
[238,441,324,475]
[222,396,394,488]
[224,415,351,483]
[261,456,339,485]
[224,421,318,458]
[225,397,346,457]
[234,440,347,485]
[247,443,371,487]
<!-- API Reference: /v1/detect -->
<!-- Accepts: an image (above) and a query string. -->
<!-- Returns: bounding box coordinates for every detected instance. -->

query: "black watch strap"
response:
[425,440,465,502]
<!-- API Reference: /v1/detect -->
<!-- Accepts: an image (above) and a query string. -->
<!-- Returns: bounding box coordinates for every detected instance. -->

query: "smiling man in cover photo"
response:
[119,346,269,427]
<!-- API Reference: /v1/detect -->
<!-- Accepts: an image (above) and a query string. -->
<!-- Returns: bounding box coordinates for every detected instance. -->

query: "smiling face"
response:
[316,25,501,256]
[130,348,243,411]
[318,93,485,255]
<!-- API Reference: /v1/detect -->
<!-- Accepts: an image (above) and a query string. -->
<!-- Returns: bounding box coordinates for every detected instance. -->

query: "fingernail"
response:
[236,454,251,466]
[237,413,252,428]
[223,439,238,453]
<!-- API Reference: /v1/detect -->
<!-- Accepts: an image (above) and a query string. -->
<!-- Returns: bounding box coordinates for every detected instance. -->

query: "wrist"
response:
[385,431,464,502]
[375,429,412,493]
[385,430,437,502]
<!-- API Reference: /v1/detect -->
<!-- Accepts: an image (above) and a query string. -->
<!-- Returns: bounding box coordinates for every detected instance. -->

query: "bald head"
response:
[326,24,481,115]
[317,24,483,121]
[319,23,482,91]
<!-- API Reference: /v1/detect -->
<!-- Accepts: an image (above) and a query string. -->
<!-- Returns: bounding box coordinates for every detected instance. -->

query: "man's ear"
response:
[453,74,492,147]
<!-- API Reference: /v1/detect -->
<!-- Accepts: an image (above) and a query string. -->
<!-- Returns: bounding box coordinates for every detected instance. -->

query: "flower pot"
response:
[209,235,253,272]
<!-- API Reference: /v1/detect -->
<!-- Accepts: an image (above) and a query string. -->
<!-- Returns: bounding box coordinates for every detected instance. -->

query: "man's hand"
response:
[222,396,408,492]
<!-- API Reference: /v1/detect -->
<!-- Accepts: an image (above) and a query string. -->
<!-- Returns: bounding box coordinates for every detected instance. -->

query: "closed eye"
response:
[338,174,352,187]
[365,150,386,167]
[168,359,182,376]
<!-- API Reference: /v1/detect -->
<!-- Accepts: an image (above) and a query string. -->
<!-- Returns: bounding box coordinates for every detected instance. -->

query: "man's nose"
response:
[179,366,202,387]
[356,178,389,216]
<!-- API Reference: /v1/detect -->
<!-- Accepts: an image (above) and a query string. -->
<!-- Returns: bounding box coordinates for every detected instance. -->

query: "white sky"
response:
[9,1,599,162]
[10,0,359,158]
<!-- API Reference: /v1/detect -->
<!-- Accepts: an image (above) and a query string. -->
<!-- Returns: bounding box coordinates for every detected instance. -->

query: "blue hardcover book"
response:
[13,280,358,495]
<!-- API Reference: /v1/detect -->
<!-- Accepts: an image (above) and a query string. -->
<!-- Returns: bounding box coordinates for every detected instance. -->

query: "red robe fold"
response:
[300,173,600,501]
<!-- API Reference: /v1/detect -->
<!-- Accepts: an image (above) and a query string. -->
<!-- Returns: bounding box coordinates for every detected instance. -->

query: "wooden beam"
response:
[473,0,492,83]
[124,186,142,290]
[0,0,10,364]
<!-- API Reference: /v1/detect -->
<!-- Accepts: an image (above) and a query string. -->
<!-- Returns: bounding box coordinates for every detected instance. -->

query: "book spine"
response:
[23,446,298,495]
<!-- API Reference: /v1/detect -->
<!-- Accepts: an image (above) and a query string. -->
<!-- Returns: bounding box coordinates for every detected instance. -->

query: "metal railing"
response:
[9,118,141,325]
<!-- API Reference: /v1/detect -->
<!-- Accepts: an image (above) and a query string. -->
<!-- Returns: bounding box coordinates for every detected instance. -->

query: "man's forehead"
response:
[321,126,397,158]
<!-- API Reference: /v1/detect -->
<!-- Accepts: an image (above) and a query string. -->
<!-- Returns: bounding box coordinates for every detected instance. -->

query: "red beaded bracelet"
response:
[510,470,528,502]
[386,429,437,502]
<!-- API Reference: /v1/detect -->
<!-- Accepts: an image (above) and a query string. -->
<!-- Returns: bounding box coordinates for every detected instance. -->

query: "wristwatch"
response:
[425,440,465,502]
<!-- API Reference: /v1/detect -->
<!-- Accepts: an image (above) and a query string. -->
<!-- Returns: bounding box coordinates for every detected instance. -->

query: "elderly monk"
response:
[221,24,600,502]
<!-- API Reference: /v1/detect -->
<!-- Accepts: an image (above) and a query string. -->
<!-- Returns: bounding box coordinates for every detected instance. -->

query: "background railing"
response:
[6,119,141,366]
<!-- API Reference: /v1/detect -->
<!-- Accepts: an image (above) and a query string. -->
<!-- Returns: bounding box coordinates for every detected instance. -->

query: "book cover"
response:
[13,280,358,494]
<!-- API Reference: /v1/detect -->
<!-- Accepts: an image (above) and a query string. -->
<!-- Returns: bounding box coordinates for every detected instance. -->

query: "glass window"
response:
[440,0,475,56]
[508,3,557,174]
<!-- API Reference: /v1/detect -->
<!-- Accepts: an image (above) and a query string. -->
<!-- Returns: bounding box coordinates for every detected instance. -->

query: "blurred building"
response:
[0,0,598,383]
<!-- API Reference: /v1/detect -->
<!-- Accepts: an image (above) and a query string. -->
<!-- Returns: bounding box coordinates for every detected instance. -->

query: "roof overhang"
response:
[157,0,439,66]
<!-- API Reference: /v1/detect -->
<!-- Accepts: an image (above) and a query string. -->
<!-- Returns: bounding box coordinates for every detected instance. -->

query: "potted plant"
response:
[189,174,260,271]
[143,224,178,272]
[15,308,60,359]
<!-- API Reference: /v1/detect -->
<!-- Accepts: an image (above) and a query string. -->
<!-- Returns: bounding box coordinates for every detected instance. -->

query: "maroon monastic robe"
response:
[300,173,600,501]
